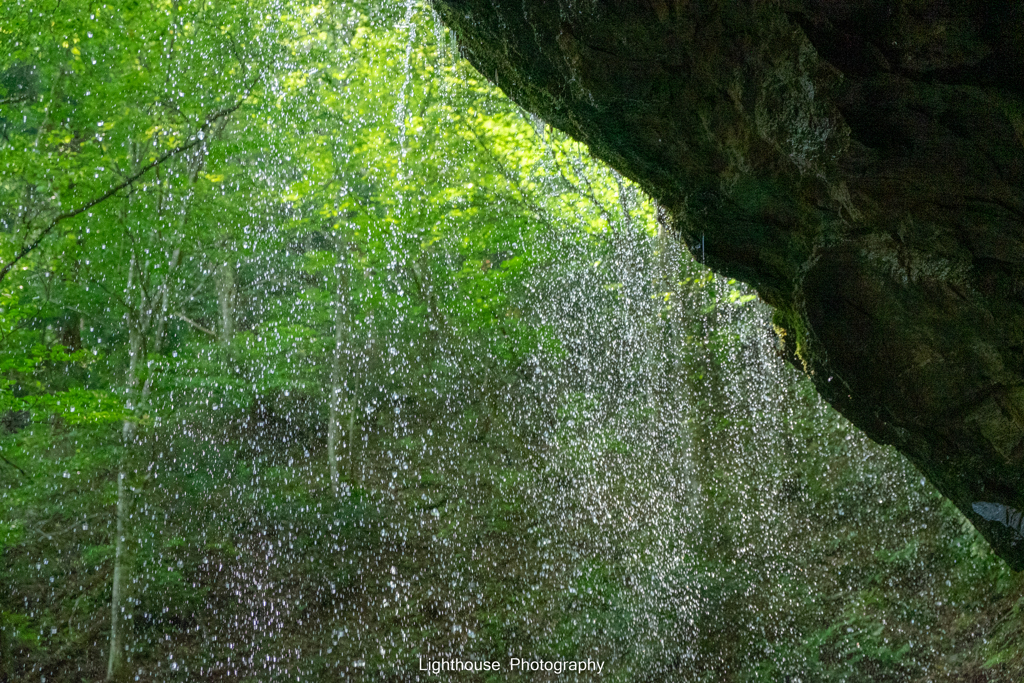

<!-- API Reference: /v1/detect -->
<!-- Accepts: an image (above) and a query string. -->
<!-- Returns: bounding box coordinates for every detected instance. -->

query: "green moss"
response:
[772,305,813,375]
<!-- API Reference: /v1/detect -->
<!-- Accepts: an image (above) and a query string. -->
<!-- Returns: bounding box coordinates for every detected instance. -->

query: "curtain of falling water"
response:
[147,31,925,680]
[0,2,971,681]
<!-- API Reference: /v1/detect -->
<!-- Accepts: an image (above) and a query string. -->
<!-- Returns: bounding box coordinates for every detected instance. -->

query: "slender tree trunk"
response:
[347,406,358,478]
[216,254,235,346]
[109,255,143,681]
[327,299,345,494]
[327,236,350,494]
[106,456,128,681]
[108,150,194,681]
[139,248,181,404]
[152,248,180,355]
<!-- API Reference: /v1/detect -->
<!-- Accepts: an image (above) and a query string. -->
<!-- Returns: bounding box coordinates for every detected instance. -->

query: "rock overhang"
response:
[431,0,1024,568]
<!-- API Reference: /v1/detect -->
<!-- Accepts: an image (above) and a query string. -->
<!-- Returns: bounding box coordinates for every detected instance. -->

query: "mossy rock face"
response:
[432,0,1024,568]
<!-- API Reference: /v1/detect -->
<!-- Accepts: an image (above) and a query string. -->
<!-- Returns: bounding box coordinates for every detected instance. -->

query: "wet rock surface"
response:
[431,0,1024,568]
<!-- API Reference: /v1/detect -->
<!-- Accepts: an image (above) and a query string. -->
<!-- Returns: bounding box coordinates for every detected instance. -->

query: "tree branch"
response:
[0,94,251,284]
[170,312,217,338]
[0,93,35,107]
[0,453,30,481]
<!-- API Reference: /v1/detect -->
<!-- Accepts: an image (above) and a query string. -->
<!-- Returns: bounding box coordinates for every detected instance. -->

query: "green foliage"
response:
[1,1,1023,682]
